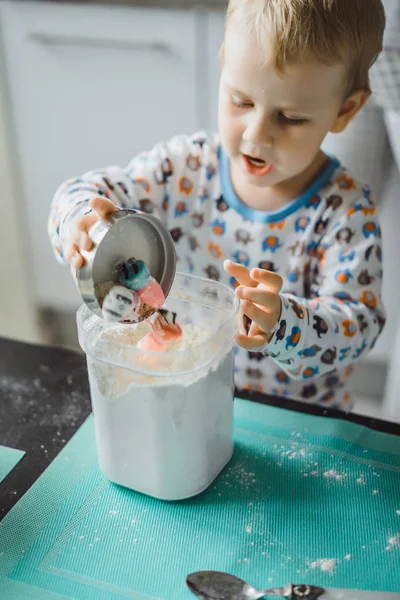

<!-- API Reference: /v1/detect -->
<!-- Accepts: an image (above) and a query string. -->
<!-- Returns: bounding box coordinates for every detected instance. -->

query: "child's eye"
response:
[232,95,253,108]
[279,113,308,126]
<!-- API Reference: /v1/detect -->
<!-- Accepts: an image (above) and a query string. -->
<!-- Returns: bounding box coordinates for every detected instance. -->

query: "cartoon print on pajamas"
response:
[262,236,283,253]
[204,265,220,281]
[49,132,385,410]
[286,326,301,351]
[295,216,311,232]
[235,229,253,244]
[362,222,379,238]
[175,201,188,217]
[216,195,229,212]
[298,345,322,358]
[154,158,173,185]
[232,250,250,267]
[170,227,184,242]
[212,219,226,236]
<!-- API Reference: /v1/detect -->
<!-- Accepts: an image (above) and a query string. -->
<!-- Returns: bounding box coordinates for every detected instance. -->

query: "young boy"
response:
[49,0,387,410]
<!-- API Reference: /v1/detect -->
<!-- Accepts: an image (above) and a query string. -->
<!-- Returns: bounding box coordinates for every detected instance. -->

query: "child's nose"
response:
[243,113,274,147]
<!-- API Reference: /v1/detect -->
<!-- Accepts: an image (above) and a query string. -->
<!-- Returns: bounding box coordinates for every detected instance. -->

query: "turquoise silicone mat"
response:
[0,400,400,599]
[0,445,25,484]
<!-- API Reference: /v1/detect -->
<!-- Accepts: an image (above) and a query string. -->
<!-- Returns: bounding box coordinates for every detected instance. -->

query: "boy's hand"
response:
[224,260,283,350]
[65,197,118,268]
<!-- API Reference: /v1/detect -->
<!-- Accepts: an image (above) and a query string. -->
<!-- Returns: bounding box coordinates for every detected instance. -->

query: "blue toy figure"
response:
[117,258,150,291]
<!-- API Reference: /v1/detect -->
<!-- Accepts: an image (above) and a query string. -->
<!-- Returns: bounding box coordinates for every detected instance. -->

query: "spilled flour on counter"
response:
[386,536,399,551]
[310,558,337,573]
[323,469,347,481]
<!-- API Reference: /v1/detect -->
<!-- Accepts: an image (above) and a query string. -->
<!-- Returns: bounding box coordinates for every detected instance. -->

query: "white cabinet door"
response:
[205,10,225,131]
[0,1,197,311]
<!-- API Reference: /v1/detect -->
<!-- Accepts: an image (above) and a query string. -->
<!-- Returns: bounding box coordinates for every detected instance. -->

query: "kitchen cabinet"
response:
[0,1,397,372]
[205,9,225,132]
[0,1,198,311]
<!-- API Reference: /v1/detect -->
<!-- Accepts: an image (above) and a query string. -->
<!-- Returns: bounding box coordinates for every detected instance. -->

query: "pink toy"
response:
[138,331,167,353]
[137,278,166,309]
[138,309,183,352]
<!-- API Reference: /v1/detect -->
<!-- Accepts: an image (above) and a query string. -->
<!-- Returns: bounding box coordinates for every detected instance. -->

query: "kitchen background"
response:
[0,0,399,419]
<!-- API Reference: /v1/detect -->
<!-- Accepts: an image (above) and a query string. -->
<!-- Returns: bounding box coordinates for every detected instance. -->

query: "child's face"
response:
[218,21,352,191]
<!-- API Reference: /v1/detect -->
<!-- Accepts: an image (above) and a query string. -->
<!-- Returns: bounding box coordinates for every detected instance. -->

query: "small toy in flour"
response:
[117,258,150,291]
[138,309,183,352]
[101,285,141,322]
[117,258,165,310]
[101,257,166,323]
[153,309,183,341]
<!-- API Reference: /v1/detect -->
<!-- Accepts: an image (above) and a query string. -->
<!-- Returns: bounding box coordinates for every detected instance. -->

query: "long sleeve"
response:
[48,131,219,263]
[264,189,386,380]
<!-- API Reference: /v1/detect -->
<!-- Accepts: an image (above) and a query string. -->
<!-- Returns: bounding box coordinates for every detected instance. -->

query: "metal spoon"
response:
[186,571,400,600]
[186,571,325,599]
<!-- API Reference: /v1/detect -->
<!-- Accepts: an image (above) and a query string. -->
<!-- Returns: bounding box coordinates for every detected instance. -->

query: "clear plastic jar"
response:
[77,272,239,500]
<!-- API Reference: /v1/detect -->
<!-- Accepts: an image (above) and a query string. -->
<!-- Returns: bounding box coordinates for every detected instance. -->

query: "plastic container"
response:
[77,272,239,501]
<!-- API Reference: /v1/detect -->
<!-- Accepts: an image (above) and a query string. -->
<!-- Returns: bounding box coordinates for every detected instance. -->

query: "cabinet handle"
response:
[28,31,177,57]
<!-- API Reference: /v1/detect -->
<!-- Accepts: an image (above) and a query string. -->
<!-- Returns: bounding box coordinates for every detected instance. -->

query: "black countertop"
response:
[0,337,91,519]
[1,336,399,520]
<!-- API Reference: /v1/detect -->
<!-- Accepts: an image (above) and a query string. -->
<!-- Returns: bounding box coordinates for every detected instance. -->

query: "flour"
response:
[0,375,35,396]
[311,558,337,573]
[323,469,347,481]
[386,536,399,551]
[85,316,236,500]
[90,321,232,397]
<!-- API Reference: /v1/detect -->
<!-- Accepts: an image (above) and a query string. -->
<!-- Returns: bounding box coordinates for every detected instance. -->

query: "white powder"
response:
[323,469,346,481]
[86,319,235,500]
[311,558,337,573]
[91,321,231,397]
[396,510,400,516]
[386,536,399,551]
[344,554,352,560]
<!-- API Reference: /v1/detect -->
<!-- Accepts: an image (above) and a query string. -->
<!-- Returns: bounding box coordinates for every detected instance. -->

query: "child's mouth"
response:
[241,154,273,176]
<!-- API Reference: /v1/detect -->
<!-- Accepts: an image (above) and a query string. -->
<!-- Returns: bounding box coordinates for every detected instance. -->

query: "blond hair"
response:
[225,0,385,95]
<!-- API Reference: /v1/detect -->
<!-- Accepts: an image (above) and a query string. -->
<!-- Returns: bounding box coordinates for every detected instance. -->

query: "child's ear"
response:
[330,90,370,133]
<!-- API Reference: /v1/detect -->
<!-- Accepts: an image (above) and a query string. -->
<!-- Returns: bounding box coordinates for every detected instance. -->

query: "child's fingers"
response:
[77,231,93,252]
[236,285,279,309]
[224,260,256,287]
[250,268,283,293]
[248,320,262,338]
[89,197,118,219]
[242,300,277,333]
[235,333,267,350]
[65,244,84,269]
[78,211,99,233]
